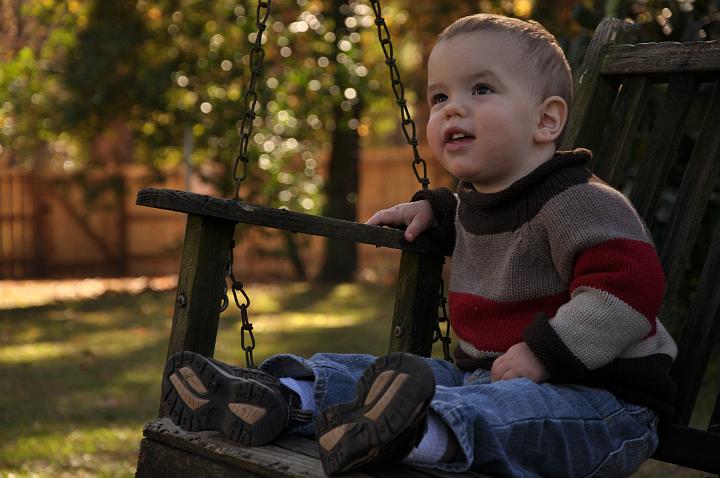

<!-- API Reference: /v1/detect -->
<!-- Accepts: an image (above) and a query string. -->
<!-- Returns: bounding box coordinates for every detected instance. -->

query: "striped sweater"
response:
[414,149,677,415]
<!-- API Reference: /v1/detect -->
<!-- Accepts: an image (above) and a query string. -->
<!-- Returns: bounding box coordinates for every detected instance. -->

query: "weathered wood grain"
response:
[659,83,720,304]
[136,188,449,256]
[136,437,266,477]
[275,435,492,478]
[602,40,720,77]
[592,76,649,186]
[275,435,450,478]
[628,77,698,224]
[166,214,235,361]
[139,418,494,477]
[388,251,444,357]
[562,18,637,151]
[140,418,371,478]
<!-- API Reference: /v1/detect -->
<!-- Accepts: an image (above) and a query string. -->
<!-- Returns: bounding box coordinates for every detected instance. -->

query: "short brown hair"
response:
[437,14,573,143]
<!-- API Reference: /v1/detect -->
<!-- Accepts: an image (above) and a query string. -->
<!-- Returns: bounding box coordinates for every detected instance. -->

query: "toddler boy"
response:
[162,13,677,477]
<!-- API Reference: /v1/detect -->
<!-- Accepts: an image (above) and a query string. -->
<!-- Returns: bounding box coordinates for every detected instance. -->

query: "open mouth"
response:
[448,133,472,142]
[445,130,475,151]
[444,130,475,147]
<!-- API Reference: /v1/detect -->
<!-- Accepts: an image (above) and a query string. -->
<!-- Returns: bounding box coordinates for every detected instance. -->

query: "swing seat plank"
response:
[137,418,491,478]
[136,187,450,256]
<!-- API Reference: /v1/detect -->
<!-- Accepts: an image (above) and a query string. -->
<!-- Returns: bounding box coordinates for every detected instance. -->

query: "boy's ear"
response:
[534,96,568,144]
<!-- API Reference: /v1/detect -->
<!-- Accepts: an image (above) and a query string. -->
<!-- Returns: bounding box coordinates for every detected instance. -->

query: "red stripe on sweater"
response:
[571,238,664,333]
[449,291,568,352]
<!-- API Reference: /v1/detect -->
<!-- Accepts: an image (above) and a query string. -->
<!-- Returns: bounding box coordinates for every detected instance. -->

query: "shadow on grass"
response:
[0,291,176,348]
[275,282,337,312]
[214,282,398,365]
[0,291,175,475]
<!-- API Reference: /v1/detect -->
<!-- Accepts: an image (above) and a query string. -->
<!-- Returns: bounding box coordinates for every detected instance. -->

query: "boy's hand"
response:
[366,200,434,242]
[491,342,548,383]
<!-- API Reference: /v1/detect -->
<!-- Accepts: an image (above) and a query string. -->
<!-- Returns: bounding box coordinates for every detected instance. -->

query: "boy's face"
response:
[426,31,546,192]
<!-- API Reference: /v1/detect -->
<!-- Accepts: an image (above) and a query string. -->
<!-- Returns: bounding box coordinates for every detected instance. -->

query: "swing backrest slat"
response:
[591,75,649,187]
[627,77,698,223]
[601,40,720,76]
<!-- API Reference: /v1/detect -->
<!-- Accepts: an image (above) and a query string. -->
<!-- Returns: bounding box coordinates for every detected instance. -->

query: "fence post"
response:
[31,173,48,277]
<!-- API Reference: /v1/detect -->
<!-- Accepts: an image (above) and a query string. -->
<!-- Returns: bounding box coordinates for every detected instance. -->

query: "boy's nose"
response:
[444,100,467,118]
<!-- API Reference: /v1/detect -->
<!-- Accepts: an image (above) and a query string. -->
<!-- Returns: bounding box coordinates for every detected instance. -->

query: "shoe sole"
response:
[161,351,288,446]
[315,352,435,475]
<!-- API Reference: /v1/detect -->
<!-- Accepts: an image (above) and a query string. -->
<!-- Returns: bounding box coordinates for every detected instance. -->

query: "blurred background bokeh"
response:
[1,0,718,476]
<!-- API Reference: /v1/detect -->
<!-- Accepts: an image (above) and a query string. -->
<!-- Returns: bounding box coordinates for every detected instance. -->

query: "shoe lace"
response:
[286,391,313,425]
[290,408,313,423]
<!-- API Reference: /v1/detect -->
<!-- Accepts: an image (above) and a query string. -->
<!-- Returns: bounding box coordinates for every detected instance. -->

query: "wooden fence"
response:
[0,147,454,281]
[0,166,186,279]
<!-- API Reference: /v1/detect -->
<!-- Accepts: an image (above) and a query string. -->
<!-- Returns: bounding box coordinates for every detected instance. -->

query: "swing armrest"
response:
[136,188,450,256]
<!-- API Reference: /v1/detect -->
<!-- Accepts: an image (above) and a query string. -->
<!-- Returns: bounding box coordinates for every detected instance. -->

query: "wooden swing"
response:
[134,4,720,476]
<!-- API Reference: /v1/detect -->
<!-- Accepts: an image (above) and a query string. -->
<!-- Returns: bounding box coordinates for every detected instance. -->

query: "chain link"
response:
[231,0,271,200]
[223,240,257,368]
[219,279,229,313]
[369,0,429,190]
[434,276,452,362]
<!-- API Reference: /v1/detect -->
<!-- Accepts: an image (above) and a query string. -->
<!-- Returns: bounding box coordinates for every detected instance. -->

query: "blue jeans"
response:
[259,353,658,477]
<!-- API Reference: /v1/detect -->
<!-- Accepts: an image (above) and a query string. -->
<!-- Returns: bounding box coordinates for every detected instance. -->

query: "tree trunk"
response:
[318,1,362,283]
[284,231,308,281]
[319,100,361,282]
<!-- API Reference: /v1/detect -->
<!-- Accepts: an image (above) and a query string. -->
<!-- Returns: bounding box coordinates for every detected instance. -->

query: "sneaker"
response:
[161,350,311,446]
[315,352,435,475]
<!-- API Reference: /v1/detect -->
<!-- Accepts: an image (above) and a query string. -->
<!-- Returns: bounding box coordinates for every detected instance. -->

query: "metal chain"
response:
[369,0,451,361]
[231,0,271,200]
[224,0,451,363]
[223,240,257,368]
[223,1,271,369]
[369,0,429,190]
[433,276,452,362]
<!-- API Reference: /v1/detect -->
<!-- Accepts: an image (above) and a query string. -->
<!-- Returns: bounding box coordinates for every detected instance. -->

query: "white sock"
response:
[279,377,316,412]
[403,411,450,464]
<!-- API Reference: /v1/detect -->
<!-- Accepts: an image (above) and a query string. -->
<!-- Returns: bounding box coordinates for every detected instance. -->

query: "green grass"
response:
[0,281,716,477]
[0,282,398,477]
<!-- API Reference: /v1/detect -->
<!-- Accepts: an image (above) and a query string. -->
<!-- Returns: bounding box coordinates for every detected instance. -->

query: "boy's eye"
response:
[430,93,447,105]
[472,84,492,95]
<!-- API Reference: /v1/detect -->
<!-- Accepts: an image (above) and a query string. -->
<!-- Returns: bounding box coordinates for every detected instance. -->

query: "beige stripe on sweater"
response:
[551,286,655,370]
[451,181,653,302]
[538,181,653,282]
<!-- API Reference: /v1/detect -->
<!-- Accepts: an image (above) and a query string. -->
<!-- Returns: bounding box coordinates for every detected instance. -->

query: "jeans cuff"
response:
[258,354,318,437]
[405,402,474,472]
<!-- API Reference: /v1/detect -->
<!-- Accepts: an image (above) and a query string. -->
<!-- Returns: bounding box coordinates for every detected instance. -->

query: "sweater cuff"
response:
[411,188,457,254]
[523,313,587,382]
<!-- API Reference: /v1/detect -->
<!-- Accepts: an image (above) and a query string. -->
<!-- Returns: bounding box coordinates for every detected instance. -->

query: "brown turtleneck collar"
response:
[458,149,592,211]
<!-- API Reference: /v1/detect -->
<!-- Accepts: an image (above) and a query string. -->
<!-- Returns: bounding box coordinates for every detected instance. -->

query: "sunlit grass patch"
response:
[0,341,78,363]
[250,312,367,331]
[0,276,177,310]
[0,425,142,478]
[214,282,397,363]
